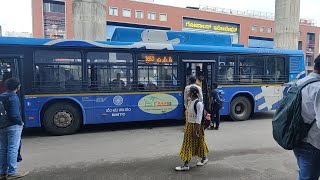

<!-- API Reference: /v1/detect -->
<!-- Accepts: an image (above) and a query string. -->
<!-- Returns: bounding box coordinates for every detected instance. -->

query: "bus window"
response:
[87,52,133,91]
[218,56,235,84]
[266,57,286,83]
[137,53,179,91]
[87,52,133,92]
[239,56,264,84]
[34,50,82,92]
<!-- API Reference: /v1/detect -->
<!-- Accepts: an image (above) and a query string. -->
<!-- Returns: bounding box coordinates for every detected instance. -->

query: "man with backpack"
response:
[209,83,224,130]
[273,55,320,180]
[0,78,29,179]
[293,56,320,180]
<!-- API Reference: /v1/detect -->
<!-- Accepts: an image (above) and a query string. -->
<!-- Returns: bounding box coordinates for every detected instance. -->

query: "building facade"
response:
[32,0,320,71]
[5,31,32,38]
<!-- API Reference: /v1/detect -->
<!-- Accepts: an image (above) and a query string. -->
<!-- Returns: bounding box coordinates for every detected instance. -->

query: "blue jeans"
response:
[293,142,320,180]
[0,125,23,175]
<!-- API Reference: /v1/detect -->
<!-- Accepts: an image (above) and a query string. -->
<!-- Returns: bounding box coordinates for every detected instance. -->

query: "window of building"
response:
[260,26,264,32]
[137,53,179,91]
[34,50,82,92]
[43,1,65,13]
[268,27,273,33]
[252,25,257,32]
[159,13,167,21]
[218,56,235,84]
[148,12,156,20]
[306,56,314,66]
[122,9,131,17]
[135,10,143,19]
[87,52,133,92]
[109,7,118,16]
[298,41,302,50]
[43,0,66,39]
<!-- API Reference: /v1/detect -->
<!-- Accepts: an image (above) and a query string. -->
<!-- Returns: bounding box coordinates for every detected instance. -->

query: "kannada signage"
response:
[183,18,239,34]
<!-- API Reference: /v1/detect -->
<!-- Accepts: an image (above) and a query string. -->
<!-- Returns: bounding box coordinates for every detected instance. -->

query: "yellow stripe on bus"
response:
[25,84,283,97]
[25,91,183,97]
[220,84,283,87]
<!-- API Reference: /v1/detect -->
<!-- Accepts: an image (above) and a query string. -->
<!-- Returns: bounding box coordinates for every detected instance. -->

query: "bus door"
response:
[182,60,216,110]
[0,56,21,92]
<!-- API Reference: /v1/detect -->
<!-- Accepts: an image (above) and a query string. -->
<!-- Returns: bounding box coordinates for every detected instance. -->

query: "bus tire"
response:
[230,96,252,121]
[43,102,82,135]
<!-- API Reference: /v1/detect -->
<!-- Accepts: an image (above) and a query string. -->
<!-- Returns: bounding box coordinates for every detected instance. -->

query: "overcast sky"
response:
[0,0,319,34]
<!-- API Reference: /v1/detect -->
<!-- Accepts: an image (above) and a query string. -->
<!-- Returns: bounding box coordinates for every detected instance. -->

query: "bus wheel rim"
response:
[235,103,246,116]
[53,111,73,128]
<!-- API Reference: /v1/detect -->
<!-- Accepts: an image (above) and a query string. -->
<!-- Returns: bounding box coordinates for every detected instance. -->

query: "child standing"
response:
[175,86,209,171]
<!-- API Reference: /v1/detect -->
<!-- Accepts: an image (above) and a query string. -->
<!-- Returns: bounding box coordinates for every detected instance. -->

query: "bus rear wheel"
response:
[43,102,82,135]
[230,96,252,121]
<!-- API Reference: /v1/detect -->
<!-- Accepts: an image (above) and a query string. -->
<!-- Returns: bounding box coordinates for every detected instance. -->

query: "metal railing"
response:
[217,75,288,85]
[32,80,182,93]
[199,5,317,26]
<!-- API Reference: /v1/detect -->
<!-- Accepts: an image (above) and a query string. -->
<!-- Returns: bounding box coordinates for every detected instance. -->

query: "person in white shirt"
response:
[294,55,320,180]
[175,86,209,171]
[184,76,203,109]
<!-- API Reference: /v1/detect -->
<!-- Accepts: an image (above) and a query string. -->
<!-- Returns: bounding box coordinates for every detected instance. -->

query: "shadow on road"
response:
[22,147,295,180]
[22,112,274,138]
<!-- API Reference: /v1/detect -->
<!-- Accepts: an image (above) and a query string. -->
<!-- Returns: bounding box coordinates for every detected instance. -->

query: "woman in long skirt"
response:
[175,86,209,171]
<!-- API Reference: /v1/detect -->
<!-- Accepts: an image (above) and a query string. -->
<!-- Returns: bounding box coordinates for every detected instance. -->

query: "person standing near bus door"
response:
[0,78,29,180]
[176,86,209,171]
[196,71,204,88]
[184,76,203,109]
[0,72,22,164]
[209,83,224,130]
[0,72,12,93]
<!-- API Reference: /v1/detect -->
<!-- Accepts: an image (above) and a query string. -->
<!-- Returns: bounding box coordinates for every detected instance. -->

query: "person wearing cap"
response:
[293,54,320,180]
[176,86,209,171]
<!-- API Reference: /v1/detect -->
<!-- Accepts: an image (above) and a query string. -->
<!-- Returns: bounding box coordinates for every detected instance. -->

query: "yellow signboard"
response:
[185,21,212,30]
[213,25,238,33]
[183,18,239,33]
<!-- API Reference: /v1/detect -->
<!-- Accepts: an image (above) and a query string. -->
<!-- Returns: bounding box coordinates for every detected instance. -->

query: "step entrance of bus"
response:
[182,60,217,110]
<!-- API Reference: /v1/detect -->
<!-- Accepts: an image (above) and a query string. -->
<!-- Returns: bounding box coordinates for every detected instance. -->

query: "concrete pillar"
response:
[274,0,300,49]
[72,0,106,41]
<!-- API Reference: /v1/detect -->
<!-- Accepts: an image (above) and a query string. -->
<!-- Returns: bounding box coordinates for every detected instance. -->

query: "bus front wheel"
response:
[43,102,82,135]
[230,96,252,121]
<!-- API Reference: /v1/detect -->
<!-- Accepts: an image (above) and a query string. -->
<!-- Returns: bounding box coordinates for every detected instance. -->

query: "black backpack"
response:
[212,89,225,110]
[0,95,9,128]
[272,78,320,150]
[194,100,210,129]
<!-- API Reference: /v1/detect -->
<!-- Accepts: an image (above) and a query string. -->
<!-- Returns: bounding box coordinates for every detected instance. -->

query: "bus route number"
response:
[145,55,173,63]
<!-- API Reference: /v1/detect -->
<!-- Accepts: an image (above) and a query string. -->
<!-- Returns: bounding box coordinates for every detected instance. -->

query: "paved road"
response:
[18,112,298,180]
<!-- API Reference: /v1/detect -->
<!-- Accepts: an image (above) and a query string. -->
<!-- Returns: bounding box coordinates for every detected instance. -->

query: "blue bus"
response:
[0,28,305,135]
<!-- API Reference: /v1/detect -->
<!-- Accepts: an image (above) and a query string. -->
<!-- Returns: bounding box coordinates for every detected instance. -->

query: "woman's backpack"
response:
[194,100,211,129]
